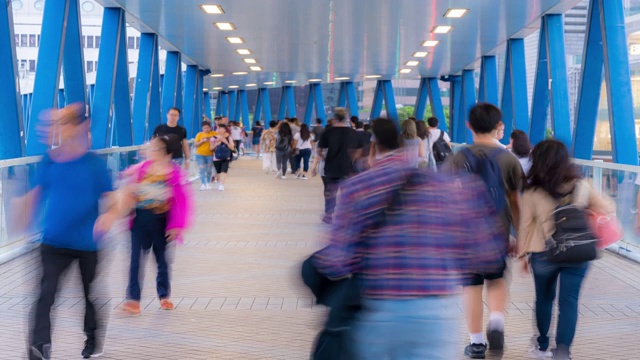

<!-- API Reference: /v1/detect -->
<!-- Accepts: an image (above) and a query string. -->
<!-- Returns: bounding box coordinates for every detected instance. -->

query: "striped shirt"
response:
[313,151,507,299]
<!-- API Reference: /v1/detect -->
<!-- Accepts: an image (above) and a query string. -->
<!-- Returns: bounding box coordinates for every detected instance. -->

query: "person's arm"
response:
[11,187,41,234]
[418,139,425,158]
[292,134,299,150]
[223,135,235,150]
[368,141,377,166]
[194,133,206,147]
[182,138,190,169]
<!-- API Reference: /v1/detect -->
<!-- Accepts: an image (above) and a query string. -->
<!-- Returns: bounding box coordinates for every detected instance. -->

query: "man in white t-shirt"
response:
[230,121,245,156]
[427,117,451,151]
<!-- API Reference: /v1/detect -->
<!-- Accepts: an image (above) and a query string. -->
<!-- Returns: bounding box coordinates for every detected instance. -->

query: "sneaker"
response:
[205,183,212,190]
[486,328,504,351]
[281,175,287,180]
[160,298,174,310]
[464,343,487,359]
[122,300,141,315]
[529,346,553,358]
[551,348,571,360]
[275,170,282,178]
[301,175,307,180]
[30,343,51,360]
[218,185,225,191]
[322,214,333,224]
[82,336,95,359]
[198,185,206,191]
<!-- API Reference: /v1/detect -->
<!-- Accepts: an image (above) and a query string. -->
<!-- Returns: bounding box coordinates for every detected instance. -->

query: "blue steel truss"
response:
[132,33,161,145]
[216,91,228,117]
[501,39,530,138]
[162,51,183,124]
[235,90,250,127]
[254,88,272,127]
[337,82,358,119]
[228,90,238,120]
[414,77,447,127]
[414,78,429,120]
[277,86,296,119]
[445,75,462,140]
[478,56,498,106]
[204,91,211,120]
[303,84,326,125]
[183,65,198,136]
[461,70,477,143]
[370,80,398,125]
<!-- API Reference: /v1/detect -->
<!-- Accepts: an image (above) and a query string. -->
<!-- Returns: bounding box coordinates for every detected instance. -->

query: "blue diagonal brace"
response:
[112,19,132,146]
[286,86,296,118]
[314,83,326,124]
[260,88,272,126]
[449,76,462,140]
[414,78,428,120]
[61,0,86,105]
[345,82,358,119]
[132,33,160,145]
[530,23,550,145]
[508,39,530,134]
[254,89,262,123]
[370,81,384,119]
[236,89,250,127]
[427,78,446,130]
[462,70,477,143]
[545,14,572,147]
[501,46,514,144]
[182,65,198,136]
[57,89,65,109]
[228,90,237,120]
[478,56,498,106]
[304,85,315,125]
[337,82,347,107]
[381,80,398,126]
[204,91,211,120]
[162,51,182,124]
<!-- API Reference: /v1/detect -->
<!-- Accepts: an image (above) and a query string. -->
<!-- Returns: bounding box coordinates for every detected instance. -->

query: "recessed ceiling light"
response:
[215,22,235,31]
[432,25,452,34]
[264,81,276,85]
[237,49,251,55]
[213,87,223,90]
[226,37,244,44]
[243,58,257,64]
[308,79,322,82]
[399,69,412,74]
[413,51,429,57]
[405,60,419,66]
[203,88,209,91]
[285,80,297,84]
[421,40,439,47]
[250,66,262,71]
[444,8,468,18]
[365,75,381,79]
[334,77,350,81]
[228,85,239,88]
[232,71,248,75]
[200,5,224,14]
[246,83,257,86]
[210,73,224,77]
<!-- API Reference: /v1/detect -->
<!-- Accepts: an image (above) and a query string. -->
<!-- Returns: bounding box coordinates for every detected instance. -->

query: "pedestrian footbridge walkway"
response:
[0,158,639,359]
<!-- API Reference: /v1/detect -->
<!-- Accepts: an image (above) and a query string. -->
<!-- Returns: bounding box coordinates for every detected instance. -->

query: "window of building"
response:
[127,36,135,49]
[29,60,35,72]
[20,59,27,69]
[87,61,94,73]
[20,34,27,47]
[29,34,36,47]
[81,35,85,48]
[95,36,100,48]
[87,36,94,48]
[135,36,140,49]
[15,34,19,47]
[37,34,40,47]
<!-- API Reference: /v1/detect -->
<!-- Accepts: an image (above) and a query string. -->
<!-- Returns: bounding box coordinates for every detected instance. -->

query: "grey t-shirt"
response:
[289,124,300,136]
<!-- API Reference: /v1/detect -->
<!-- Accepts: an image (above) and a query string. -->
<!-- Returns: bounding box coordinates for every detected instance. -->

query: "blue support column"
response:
[204,91,211,119]
[0,0,25,159]
[277,86,296,119]
[277,87,287,119]
[427,78,446,130]
[57,89,65,108]
[260,88,272,126]
[254,89,262,123]
[599,0,639,165]
[236,89,250,127]
[370,81,384,119]
[448,76,462,140]
[345,82,358,119]
[161,51,182,123]
[91,7,131,149]
[508,39,530,134]
[478,56,498,106]
[303,84,326,125]
[228,90,237,120]
[182,65,198,136]
[530,23,550,145]
[414,78,429,120]
[545,14,572,148]
[286,86,296,118]
[337,82,347,107]
[197,70,204,123]
[381,80,398,126]
[61,0,85,105]
[315,84,326,124]
[461,69,477,143]
[303,85,315,125]
[501,45,514,144]
[132,33,160,145]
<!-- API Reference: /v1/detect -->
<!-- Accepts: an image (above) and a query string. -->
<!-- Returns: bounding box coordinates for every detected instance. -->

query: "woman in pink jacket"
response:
[120,135,193,315]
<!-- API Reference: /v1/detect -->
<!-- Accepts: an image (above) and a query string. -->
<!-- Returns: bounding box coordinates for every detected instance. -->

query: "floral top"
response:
[136,173,172,214]
[260,128,277,153]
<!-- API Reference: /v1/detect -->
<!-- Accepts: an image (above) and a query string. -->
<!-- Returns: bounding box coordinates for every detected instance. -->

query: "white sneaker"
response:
[218,184,225,191]
[198,185,206,191]
[205,183,212,190]
[275,170,282,178]
[528,347,553,358]
[281,175,287,180]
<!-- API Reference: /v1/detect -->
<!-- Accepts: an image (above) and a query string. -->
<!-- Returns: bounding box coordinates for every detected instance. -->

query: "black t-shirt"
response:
[355,130,372,157]
[318,126,358,178]
[153,124,187,159]
[312,125,324,141]
[252,126,264,140]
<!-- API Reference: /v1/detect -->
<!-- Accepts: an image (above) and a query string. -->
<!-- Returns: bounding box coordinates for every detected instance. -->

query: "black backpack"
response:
[432,131,453,165]
[215,142,232,160]
[546,190,598,263]
[275,135,291,152]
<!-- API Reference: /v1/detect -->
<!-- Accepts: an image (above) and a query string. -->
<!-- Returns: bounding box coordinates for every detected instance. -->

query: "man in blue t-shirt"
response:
[20,103,121,360]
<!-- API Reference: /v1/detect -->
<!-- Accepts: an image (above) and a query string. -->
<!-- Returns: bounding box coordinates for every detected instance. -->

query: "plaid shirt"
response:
[313,151,506,299]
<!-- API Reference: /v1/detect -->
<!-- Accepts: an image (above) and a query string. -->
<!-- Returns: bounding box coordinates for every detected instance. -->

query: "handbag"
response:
[588,211,623,249]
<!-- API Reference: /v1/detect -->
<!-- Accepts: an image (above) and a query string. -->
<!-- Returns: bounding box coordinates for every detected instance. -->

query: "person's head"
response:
[350,116,359,126]
[495,121,505,140]
[201,121,212,133]
[467,102,502,135]
[278,122,292,137]
[316,118,323,125]
[510,130,532,158]
[372,118,400,153]
[527,139,581,197]
[300,123,311,141]
[400,119,417,139]
[269,120,278,128]
[167,107,180,126]
[427,116,439,128]
[287,117,296,123]
[148,136,173,163]
[255,121,261,127]
[415,120,429,140]
[408,116,417,122]
[220,117,229,125]
[334,108,347,123]
[216,123,229,136]
[355,121,364,130]
[46,102,90,145]
[363,123,371,132]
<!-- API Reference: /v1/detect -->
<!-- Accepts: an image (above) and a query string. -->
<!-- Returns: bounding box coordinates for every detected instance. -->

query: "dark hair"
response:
[287,117,296,123]
[427,117,439,128]
[510,130,532,158]
[468,103,502,134]
[355,121,364,130]
[300,124,311,141]
[350,116,359,124]
[416,120,429,140]
[372,118,400,151]
[278,122,292,139]
[527,139,581,198]
[363,124,371,132]
[255,121,261,126]
[168,107,181,115]
[154,136,171,156]
[316,118,323,125]
[217,124,228,132]
[214,116,222,121]
[408,116,417,122]
[269,120,277,128]
[202,121,211,128]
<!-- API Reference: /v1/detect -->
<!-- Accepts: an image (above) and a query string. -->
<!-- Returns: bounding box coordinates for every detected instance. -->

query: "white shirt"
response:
[493,138,507,149]
[427,129,451,151]
[294,132,313,150]
[230,126,243,140]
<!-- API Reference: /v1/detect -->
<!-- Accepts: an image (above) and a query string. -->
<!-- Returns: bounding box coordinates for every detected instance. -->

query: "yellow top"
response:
[195,131,217,156]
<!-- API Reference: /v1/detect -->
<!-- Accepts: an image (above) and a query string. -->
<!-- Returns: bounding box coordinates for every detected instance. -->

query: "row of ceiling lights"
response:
[398,8,468,75]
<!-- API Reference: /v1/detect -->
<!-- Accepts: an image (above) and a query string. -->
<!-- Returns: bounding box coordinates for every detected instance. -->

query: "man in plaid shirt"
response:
[313,118,506,359]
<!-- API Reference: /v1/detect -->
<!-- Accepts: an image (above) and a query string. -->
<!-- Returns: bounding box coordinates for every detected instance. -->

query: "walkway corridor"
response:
[1,158,639,359]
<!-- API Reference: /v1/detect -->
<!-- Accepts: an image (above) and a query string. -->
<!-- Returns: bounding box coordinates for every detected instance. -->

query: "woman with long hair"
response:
[510,130,533,175]
[416,120,436,170]
[275,122,293,179]
[210,124,235,191]
[518,140,614,359]
[400,119,424,168]
[292,123,313,179]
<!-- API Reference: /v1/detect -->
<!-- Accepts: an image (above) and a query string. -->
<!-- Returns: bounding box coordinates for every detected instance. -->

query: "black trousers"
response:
[322,177,346,216]
[31,244,101,346]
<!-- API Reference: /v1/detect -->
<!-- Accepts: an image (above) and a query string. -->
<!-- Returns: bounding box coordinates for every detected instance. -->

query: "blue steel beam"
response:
[26,0,70,155]
[370,80,384,119]
[197,70,204,124]
[501,46,514,144]
[132,33,159,145]
[260,88,272,126]
[57,89,65,109]
[478,56,498,106]
[303,85,315,125]
[461,70,477,143]
[220,92,228,117]
[530,22,550,145]
[427,78,447,131]
[0,1,25,159]
[286,86,296,118]
[508,39,530,134]
[148,46,161,138]
[182,65,198,136]
[61,0,85,105]
[450,77,465,143]
[345,82,358,119]
[599,0,639,165]
[237,89,250,127]
[277,87,287,119]
[92,7,127,149]
[228,90,237,120]
[162,51,182,123]
[254,89,262,123]
[204,91,211,119]
[314,84,326,124]
[414,78,429,120]
[337,82,347,107]
[545,14,572,147]
[112,18,132,147]
[381,80,398,126]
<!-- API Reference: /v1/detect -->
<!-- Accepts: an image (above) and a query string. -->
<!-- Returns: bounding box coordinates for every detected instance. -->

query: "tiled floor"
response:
[1,157,639,359]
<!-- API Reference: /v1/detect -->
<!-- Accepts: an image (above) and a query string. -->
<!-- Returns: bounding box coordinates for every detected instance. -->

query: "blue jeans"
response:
[352,297,459,360]
[530,252,590,352]
[196,155,213,186]
[294,148,312,172]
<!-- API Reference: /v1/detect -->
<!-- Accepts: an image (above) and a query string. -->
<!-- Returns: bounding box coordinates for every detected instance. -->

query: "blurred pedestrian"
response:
[194,121,216,190]
[275,122,294,179]
[153,107,190,170]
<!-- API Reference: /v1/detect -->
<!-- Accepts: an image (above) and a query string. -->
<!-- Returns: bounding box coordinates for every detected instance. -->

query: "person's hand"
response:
[520,257,530,275]
[184,161,190,170]
[166,228,181,243]
[94,211,118,239]
[368,157,375,168]
[311,167,317,177]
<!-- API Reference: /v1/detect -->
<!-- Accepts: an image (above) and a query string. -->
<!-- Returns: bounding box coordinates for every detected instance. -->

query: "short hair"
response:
[510,130,532,158]
[168,107,181,115]
[217,124,228,131]
[316,118,323,124]
[255,121,261,126]
[269,120,278,128]
[202,121,211,128]
[214,116,222,121]
[287,117,296,123]
[468,102,502,135]
[334,108,347,122]
[355,121,364,129]
[427,117,439,128]
[350,116,359,124]
[372,118,400,151]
